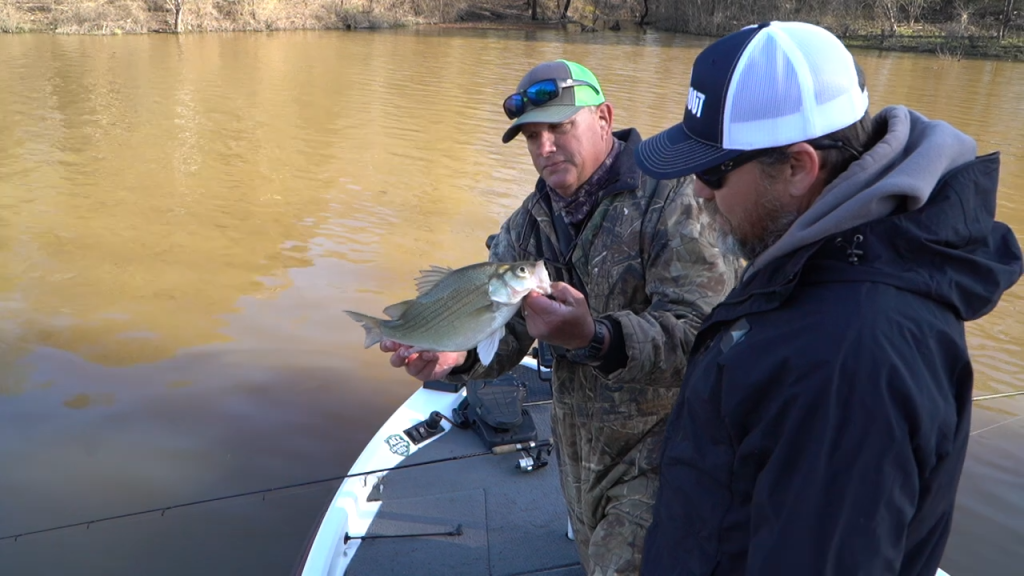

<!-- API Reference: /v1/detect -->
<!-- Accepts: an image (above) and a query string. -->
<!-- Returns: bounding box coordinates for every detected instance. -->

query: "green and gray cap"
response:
[501,59,606,144]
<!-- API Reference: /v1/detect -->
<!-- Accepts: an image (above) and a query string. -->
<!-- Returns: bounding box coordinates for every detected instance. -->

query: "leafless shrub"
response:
[0,1,30,31]
[50,0,151,34]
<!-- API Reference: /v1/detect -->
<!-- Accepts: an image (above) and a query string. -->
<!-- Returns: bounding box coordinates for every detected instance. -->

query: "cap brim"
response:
[502,106,583,144]
[635,123,744,180]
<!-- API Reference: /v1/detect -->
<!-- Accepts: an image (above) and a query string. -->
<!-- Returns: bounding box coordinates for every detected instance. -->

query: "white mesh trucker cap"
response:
[636,21,870,180]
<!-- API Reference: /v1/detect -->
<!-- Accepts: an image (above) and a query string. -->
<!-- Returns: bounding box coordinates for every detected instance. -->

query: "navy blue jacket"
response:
[641,152,1023,575]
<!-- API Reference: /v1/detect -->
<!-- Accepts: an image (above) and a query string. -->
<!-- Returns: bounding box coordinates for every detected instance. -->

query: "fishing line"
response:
[970,414,1024,437]
[0,438,551,543]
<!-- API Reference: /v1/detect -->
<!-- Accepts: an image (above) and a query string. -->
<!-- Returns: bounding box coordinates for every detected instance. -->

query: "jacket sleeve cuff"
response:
[595,316,628,375]
[438,348,481,385]
[448,348,479,376]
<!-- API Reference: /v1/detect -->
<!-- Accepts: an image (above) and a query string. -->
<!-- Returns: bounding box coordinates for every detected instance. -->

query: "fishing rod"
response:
[973,390,1024,402]
[4,389,1020,543]
[0,435,552,543]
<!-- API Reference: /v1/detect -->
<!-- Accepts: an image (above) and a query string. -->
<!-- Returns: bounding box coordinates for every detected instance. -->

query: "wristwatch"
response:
[566,319,608,366]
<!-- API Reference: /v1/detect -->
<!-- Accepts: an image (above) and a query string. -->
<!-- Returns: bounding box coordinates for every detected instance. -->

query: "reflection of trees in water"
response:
[0,35,351,366]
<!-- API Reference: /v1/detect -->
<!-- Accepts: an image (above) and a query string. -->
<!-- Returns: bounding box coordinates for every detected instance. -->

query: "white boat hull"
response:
[296,383,470,576]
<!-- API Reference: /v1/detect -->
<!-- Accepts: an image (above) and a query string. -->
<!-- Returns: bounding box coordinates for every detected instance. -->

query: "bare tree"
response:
[1000,0,1016,40]
[167,0,184,32]
[952,0,975,35]
[902,0,931,27]
[873,0,900,36]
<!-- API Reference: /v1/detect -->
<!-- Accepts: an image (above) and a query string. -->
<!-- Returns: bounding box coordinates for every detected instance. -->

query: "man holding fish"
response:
[371,60,743,575]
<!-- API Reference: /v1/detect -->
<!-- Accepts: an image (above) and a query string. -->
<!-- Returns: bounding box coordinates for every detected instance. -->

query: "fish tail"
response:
[344,310,385,349]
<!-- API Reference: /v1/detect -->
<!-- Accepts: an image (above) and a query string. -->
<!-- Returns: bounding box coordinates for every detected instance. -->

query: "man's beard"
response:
[704,193,799,262]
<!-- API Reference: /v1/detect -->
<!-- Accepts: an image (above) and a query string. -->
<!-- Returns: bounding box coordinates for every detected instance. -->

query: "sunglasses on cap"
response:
[503,78,600,120]
[695,140,864,190]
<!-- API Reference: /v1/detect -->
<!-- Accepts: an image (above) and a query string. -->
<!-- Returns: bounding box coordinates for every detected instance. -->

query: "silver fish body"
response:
[344,260,551,365]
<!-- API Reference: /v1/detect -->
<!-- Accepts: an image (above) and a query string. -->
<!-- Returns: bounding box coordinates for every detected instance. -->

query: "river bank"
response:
[1,0,1021,62]
[843,31,1024,61]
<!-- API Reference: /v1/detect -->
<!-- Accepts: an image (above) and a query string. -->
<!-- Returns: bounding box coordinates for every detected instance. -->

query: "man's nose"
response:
[537,132,556,155]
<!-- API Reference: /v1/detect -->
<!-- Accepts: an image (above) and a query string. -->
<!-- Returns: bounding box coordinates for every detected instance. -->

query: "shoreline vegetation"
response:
[0,0,1021,61]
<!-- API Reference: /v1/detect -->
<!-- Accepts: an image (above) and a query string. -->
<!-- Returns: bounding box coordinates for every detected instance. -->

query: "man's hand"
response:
[522,281,596,350]
[380,340,468,382]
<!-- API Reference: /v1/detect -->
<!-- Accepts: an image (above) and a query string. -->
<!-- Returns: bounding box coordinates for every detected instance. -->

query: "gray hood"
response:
[747,105,979,274]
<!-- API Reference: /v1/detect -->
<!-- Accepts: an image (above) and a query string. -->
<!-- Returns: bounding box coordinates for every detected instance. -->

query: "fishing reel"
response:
[514,439,553,474]
[489,439,553,474]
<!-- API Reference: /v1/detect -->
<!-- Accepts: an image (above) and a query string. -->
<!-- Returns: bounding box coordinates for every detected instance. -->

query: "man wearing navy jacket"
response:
[634,21,1023,576]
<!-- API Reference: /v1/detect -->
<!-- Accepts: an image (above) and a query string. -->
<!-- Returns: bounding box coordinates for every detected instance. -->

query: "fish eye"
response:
[517,266,527,275]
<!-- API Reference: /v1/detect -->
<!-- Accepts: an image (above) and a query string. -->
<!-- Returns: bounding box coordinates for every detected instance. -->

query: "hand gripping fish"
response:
[344,260,552,366]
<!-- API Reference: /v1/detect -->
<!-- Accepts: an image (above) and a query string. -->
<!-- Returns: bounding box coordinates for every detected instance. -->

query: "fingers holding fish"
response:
[404,350,468,382]
[380,339,402,353]
[523,282,595,350]
[545,282,584,306]
[380,339,412,368]
[405,351,439,381]
[377,338,466,381]
[386,346,415,369]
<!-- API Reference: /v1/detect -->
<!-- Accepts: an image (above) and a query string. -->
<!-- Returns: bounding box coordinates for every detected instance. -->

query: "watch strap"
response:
[567,319,607,366]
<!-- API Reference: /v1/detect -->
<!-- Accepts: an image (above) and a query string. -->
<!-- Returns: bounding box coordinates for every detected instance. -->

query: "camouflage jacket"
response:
[444,128,743,571]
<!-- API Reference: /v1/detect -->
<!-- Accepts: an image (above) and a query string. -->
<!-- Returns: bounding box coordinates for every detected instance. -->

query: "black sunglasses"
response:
[694,139,864,190]
[694,149,775,190]
[503,78,600,120]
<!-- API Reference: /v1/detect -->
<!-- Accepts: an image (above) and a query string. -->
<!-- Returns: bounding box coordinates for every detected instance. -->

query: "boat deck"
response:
[345,363,584,576]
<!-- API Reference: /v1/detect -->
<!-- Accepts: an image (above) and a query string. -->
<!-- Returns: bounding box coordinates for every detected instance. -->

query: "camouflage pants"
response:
[567,472,658,576]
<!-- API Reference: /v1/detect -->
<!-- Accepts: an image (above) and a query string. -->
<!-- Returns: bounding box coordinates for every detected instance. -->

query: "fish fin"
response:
[476,326,504,367]
[343,310,385,349]
[382,299,414,320]
[413,265,454,296]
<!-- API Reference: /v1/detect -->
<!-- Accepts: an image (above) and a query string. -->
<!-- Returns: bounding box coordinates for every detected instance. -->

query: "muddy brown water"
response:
[1,27,1022,575]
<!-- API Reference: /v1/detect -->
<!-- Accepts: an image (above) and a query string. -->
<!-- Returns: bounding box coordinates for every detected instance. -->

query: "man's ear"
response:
[596,103,614,134]
[783,142,821,199]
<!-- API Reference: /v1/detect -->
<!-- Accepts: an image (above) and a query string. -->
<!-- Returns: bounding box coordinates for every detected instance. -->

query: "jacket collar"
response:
[704,241,822,327]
